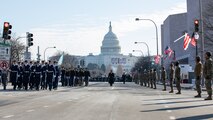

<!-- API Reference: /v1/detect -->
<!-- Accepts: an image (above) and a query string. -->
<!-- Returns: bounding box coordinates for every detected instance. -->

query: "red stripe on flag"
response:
[183,33,191,50]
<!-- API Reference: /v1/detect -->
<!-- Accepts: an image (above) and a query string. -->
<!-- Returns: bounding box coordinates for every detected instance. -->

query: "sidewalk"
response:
[157,82,208,91]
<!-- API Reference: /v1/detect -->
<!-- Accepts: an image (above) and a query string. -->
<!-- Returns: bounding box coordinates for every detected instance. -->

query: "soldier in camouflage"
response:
[203,52,212,100]
[194,56,203,98]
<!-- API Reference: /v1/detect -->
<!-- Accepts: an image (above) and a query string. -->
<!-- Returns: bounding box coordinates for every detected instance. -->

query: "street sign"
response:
[0,43,11,68]
[24,52,31,61]
[195,32,199,40]
[0,60,9,68]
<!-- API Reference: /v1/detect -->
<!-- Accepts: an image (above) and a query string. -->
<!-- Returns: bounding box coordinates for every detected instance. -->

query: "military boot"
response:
[194,93,201,98]
[204,94,212,100]
[169,90,173,93]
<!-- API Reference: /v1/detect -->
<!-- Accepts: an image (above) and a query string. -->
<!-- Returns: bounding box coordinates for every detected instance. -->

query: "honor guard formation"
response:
[0,60,91,91]
[135,52,212,101]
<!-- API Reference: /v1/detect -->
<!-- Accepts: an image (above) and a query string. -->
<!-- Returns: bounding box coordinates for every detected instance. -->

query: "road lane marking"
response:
[26,109,35,112]
[164,105,169,108]
[43,106,49,108]
[68,100,73,102]
[2,115,14,119]
[57,102,62,104]
[169,116,176,120]
[167,110,172,113]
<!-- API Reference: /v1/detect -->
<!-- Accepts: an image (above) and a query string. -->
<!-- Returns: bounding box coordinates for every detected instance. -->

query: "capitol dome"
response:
[101,22,121,55]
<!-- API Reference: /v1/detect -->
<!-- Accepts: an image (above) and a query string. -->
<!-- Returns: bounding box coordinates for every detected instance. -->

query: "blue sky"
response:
[0,0,186,60]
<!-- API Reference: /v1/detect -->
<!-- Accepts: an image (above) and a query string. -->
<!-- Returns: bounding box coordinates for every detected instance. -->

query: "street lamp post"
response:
[133,50,144,56]
[135,18,159,56]
[134,42,150,57]
[135,41,151,70]
[44,46,56,61]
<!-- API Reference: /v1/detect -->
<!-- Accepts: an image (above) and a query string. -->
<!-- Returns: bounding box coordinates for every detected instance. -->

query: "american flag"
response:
[164,46,173,60]
[183,33,191,50]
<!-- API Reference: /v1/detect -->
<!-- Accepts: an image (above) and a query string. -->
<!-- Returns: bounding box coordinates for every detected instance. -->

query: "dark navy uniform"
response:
[17,62,24,90]
[84,69,90,86]
[61,67,65,86]
[35,62,42,90]
[10,63,19,90]
[46,64,55,91]
[23,63,31,90]
[53,63,60,90]
[70,69,75,87]
[41,62,47,90]
[30,63,36,90]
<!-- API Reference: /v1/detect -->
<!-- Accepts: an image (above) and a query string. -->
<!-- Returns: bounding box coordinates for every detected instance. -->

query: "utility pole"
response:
[37,46,41,61]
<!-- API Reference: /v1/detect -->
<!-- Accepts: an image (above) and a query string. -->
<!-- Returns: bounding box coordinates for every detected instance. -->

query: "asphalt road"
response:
[0,82,213,120]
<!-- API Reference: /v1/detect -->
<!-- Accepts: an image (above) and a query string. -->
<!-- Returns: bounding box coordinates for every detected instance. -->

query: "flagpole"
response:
[174,34,185,43]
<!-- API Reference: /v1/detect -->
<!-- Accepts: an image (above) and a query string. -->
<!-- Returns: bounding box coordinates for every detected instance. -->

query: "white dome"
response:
[101,22,121,55]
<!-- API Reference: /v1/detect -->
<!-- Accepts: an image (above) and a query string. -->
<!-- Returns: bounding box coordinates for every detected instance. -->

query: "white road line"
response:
[57,102,62,104]
[26,109,35,112]
[167,110,172,113]
[68,100,73,102]
[164,105,169,108]
[2,115,14,119]
[43,106,49,108]
[169,116,176,120]
[73,98,79,100]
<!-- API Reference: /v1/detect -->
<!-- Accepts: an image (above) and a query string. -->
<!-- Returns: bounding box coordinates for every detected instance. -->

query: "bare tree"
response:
[203,0,213,51]
[50,51,78,68]
[10,37,26,61]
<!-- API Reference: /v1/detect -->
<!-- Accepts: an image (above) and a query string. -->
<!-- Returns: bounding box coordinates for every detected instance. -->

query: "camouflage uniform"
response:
[150,70,153,88]
[194,57,202,97]
[203,54,212,100]
[153,69,157,89]
[161,67,167,91]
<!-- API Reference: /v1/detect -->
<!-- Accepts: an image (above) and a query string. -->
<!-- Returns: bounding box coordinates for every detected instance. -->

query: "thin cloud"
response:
[28,1,186,59]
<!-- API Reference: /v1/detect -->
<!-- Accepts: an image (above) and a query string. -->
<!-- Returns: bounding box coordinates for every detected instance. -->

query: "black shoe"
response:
[169,91,173,93]
[204,97,212,100]
[176,92,181,94]
[162,89,166,91]
[194,94,201,98]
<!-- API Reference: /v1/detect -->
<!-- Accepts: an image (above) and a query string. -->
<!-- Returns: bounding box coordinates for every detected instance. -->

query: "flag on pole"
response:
[183,33,191,50]
[58,54,64,66]
[164,46,173,60]
[190,32,196,47]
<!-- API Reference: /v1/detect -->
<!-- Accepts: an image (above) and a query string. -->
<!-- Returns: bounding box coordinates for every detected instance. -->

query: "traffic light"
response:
[2,22,12,39]
[26,32,33,47]
[194,19,199,32]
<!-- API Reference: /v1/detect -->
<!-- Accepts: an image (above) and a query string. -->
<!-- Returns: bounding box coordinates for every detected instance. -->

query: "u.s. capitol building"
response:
[83,22,138,75]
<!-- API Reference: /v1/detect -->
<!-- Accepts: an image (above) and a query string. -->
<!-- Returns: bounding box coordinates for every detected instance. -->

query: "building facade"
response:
[161,0,213,70]
[84,22,138,76]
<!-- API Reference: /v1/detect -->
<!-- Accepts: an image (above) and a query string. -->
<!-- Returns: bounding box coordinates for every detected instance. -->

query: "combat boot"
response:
[194,94,201,98]
[169,90,173,93]
[204,95,212,100]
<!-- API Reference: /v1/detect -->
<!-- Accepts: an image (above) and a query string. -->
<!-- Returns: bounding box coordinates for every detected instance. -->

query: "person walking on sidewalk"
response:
[194,56,203,98]
[161,66,167,91]
[169,63,174,93]
[203,52,212,100]
[175,61,181,94]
